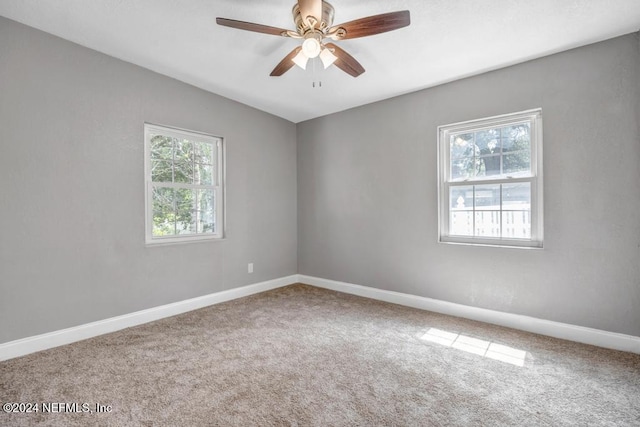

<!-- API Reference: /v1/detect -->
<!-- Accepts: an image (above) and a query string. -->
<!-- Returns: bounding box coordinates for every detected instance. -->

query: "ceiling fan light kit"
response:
[319,48,337,69]
[216,0,410,78]
[292,49,309,70]
[302,37,321,58]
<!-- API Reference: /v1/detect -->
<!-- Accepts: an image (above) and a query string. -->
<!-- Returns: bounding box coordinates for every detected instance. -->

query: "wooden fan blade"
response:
[329,10,410,40]
[270,47,302,76]
[216,17,290,37]
[297,0,323,28]
[324,43,365,77]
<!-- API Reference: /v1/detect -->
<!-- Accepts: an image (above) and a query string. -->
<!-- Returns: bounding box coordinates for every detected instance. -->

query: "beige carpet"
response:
[1,284,639,426]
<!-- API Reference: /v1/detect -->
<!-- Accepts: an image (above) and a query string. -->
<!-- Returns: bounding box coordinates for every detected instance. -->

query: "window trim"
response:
[144,123,225,246]
[437,109,543,248]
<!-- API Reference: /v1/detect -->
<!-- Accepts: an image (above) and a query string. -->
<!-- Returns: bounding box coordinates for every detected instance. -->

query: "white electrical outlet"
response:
[248,263,254,274]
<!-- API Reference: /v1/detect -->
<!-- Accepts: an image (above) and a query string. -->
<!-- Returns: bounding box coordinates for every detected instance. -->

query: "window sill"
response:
[145,236,226,247]
[439,237,543,249]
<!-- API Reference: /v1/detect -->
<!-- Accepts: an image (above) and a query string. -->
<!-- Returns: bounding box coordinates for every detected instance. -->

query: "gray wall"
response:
[1,16,638,345]
[0,17,297,343]
[298,33,640,336]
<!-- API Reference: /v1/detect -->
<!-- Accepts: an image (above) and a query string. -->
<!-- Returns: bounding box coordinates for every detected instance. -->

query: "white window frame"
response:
[437,109,543,248]
[144,123,225,245]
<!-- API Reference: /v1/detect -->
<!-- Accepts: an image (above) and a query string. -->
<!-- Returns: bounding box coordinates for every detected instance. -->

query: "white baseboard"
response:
[3,274,638,361]
[299,275,640,354]
[0,275,298,362]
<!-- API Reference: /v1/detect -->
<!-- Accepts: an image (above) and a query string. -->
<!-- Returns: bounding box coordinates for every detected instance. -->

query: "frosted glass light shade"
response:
[302,38,321,58]
[292,50,309,70]
[319,48,337,69]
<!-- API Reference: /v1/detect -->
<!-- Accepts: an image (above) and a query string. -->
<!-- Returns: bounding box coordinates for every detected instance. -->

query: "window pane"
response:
[197,190,215,233]
[502,124,530,153]
[477,155,501,177]
[196,211,214,233]
[175,188,196,235]
[474,184,500,237]
[152,187,175,237]
[194,163,214,185]
[450,133,477,180]
[502,182,530,209]
[174,139,193,163]
[474,184,500,210]
[174,145,194,182]
[451,157,476,180]
[502,210,531,239]
[153,213,176,236]
[197,189,214,211]
[173,162,194,183]
[151,160,173,183]
[450,186,473,210]
[475,211,501,237]
[152,186,174,209]
[502,183,531,238]
[503,151,531,175]
[175,188,195,211]
[450,133,475,159]
[450,210,473,236]
[150,135,174,161]
[450,186,473,236]
[475,129,500,156]
[195,142,214,165]
[502,124,531,175]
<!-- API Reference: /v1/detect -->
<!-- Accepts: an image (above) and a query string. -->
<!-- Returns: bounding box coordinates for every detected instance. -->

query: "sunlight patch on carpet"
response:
[421,328,527,367]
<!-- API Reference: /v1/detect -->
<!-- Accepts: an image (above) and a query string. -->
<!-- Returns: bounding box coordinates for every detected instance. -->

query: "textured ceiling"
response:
[1,0,639,123]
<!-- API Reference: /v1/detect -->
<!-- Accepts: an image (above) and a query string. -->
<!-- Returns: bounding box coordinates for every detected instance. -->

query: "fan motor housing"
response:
[292,1,335,33]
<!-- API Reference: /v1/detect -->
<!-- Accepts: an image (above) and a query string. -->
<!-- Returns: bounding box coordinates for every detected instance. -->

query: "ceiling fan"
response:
[216,1,410,78]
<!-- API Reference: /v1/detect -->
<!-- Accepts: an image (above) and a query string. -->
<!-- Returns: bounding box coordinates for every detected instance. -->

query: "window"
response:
[144,124,224,245]
[437,109,543,248]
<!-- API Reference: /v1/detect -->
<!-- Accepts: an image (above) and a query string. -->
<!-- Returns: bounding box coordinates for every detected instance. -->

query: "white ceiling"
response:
[1,1,639,123]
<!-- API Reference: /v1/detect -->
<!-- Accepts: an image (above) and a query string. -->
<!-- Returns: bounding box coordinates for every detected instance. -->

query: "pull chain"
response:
[311,57,322,88]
